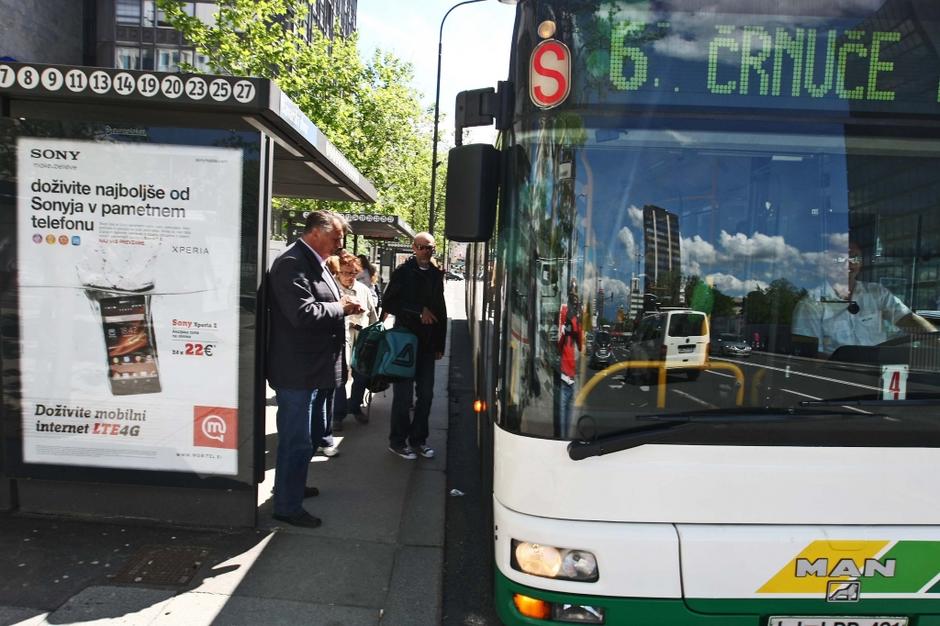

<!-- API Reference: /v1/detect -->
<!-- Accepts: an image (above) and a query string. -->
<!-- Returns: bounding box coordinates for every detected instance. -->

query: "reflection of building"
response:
[1,1,357,69]
[643,205,681,305]
[844,0,940,311]
[629,275,644,319]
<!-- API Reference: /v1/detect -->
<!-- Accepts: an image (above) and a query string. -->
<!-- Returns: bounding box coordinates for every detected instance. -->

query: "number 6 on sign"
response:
[881,364,908,400]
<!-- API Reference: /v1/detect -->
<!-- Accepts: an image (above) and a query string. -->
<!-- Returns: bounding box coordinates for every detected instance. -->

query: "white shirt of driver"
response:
[792,280,911,353]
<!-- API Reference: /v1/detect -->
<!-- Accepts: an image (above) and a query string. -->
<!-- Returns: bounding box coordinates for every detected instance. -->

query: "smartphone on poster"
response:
[99,294,162,395]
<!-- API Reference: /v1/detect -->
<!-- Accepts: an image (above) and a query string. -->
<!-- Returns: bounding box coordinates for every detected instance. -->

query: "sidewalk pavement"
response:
[0,317,455,625]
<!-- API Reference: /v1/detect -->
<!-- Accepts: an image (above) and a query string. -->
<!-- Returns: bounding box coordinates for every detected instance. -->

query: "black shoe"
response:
[352,410,368,424]
[332,420,344,432]
[273,510,322,528]
[303,486,319,498]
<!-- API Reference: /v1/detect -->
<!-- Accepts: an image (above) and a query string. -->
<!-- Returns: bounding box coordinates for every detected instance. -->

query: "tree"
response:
[157,0,438,235]
[744,278,806,325]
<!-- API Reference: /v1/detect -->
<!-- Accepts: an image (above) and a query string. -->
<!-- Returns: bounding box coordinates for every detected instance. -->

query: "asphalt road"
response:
[583,340,940,410]
[442,312,500,625]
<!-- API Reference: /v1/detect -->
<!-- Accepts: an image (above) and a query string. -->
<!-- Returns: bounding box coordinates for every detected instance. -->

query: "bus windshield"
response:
[499,120,940,441]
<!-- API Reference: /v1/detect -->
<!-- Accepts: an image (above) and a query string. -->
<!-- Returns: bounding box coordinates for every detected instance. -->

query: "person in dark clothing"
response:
[266,210,362,527]
[381,232,447,460]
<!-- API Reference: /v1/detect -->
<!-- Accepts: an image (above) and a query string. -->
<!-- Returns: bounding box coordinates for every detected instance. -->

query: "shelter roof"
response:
[342,213,416,241]
[0,62,377,203]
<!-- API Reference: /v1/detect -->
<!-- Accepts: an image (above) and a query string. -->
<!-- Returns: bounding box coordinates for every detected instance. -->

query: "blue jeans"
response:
[273,387,330,516]
[390,350,435,448]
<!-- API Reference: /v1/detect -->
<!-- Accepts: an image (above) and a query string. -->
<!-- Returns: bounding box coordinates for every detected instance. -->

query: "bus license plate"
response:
[768,618,908,626]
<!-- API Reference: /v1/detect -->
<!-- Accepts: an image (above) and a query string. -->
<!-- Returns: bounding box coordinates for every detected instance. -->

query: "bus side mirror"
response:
[445,144,499,242]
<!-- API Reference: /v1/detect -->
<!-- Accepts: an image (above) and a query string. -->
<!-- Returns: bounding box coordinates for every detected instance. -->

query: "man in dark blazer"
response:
[267,210,362,527]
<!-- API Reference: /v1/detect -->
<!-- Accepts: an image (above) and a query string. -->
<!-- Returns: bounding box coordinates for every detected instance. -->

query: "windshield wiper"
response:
[800,395,940,408]
[567,407,882,461]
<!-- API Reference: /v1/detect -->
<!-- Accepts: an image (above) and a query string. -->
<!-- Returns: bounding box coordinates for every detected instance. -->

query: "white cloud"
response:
[618,227,637,261]
[652,33,707,61]
[719,230,800,261]
[661,0,883,14]
[829,232,849,250]
[600,277,632,304]
[683,235,718,265]
[627,205,644,229]
[707,272,768,295]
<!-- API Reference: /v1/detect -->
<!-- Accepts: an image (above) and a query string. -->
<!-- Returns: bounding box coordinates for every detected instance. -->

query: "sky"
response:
[356,0,516,144]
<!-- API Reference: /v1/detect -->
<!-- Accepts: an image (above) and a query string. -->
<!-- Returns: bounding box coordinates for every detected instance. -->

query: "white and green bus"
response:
[446,0,940,624]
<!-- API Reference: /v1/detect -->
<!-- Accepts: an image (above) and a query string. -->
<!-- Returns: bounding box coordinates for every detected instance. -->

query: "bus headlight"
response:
[512,540,599,582]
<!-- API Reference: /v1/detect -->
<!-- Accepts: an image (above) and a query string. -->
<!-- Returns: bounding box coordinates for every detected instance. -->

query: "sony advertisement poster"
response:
[16,138,242,475]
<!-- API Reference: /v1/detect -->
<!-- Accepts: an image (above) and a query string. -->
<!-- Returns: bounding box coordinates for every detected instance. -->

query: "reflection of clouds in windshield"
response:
[677,229,854,294]
[652,33,711,62]
[628,204,644,229]
[829,232,850,250]
[683,235,719,265]
[655,0,885,14]
[618,227,638,260]
[622,1,886,64]
[720,230,799,261]
[600,276,632,303]
[707,272,768,294]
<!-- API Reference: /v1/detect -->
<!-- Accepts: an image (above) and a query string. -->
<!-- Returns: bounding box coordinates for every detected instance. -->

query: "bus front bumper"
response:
[496,571,940,626]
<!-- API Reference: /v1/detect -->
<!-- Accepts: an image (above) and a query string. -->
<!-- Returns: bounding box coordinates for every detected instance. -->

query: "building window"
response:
[144,0,193,28]
[140,47,155,70]
[194,52,212,72]
[115,46,141,69]
[157,47,190,71]
[194,3,217,27]
[116,0,142,24]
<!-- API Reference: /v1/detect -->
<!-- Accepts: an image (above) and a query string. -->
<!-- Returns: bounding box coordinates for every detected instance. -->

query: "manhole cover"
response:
[112,545,209,586]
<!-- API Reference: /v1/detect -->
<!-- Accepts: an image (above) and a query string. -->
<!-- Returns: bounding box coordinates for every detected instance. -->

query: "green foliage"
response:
[743,278,807,325]
[157,0,437,233]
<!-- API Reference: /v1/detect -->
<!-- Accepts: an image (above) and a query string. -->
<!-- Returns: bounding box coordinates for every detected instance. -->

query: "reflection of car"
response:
[715,333,752,357]
[589,330,614,369]
[444,270,464,281]
[628,309,709,381]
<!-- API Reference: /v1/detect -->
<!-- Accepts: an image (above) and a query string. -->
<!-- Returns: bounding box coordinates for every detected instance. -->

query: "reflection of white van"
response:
[629,309,710,380]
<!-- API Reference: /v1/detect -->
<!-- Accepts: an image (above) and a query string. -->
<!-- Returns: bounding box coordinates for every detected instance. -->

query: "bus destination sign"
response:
[573,12,940,115]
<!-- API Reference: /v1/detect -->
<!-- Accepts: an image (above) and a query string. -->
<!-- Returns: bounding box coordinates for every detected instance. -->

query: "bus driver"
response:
[792,241,934,357]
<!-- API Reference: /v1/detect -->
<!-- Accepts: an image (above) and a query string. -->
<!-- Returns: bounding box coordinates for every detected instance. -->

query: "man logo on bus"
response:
[827,580,860,603]
[530,39,571,109]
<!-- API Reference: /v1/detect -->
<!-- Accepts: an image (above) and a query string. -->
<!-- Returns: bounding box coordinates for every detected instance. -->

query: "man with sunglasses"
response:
[381,233,447,460]
[793,241,933,358]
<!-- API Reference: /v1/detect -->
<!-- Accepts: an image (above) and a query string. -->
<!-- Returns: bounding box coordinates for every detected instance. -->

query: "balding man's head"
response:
[413,232,435,267]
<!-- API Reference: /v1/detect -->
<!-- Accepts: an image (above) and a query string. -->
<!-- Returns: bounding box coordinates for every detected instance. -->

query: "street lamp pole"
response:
[428,0,489,237]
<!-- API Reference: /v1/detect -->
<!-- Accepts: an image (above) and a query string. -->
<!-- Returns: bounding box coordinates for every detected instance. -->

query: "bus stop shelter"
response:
[0,62,376,527]
[339,213,415,286]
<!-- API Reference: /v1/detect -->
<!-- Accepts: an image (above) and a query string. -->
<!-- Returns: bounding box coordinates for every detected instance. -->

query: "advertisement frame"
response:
[0,105,266,491]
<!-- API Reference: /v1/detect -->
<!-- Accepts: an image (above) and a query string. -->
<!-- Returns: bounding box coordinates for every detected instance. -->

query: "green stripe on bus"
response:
[864,541,940,593]
[494,570,940,625]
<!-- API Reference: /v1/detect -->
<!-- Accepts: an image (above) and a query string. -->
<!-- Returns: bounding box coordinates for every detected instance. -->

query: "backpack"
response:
[373,327,418,380]
[351,322,418,392]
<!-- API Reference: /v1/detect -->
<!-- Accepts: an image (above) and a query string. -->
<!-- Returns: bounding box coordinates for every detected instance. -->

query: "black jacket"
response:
[382,257,447,354]
[265,240,345,389]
